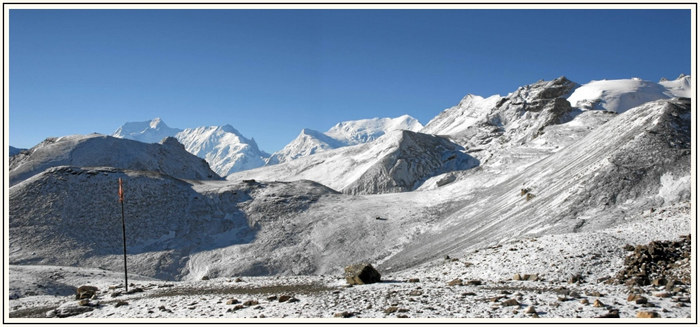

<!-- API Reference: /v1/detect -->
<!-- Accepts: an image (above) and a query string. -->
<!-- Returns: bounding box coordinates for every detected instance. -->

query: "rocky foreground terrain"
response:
[8,202,691,321]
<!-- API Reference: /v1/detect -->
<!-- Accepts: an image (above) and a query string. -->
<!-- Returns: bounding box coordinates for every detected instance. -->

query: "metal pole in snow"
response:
[119,178,129,293]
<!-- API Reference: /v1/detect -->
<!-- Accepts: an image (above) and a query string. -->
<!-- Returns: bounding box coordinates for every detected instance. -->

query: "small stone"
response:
[201,276,210,281]
[408,278,420,283]
[243,300,259,307]
[580,299,589,305]
[110,291,122,298]
[266,295,277,301]
[287,298,300,303]
[448,278,463,286]
[115,301,128,307]
[593,299,604,307]
[597,310,620,318]
[531,312,540,318]
[636,311,659,318]
[226,299,239,305]
[385,306,399,314]
[525,306,536,314]
[502,299,519,307]
[513,274,522,281]
[234,277,243,282]
[398,308,410,313]
[78,299,90,306]
[408,290,423,296]
[334,311,353,318]
[397,314,409,318]
[635,297,648,305]
[466,280,482,286]
[278,295,292,302]
[232,305,245,311]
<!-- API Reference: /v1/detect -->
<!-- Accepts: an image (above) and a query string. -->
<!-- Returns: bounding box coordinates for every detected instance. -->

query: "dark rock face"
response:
[610,235,691,286]
[344,263,381,285]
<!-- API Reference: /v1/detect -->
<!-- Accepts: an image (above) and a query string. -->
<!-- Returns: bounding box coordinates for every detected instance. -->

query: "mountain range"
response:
[8,74,691,290]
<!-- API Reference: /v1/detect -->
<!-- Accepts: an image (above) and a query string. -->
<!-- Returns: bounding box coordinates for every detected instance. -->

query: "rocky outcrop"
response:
[610,235,691,286]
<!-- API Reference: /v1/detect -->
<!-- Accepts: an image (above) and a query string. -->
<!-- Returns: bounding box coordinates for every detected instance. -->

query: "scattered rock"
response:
[568,274,582,284]
[231,305,245,311]
[597,310,620,318]
[448,278,463,286]
[385,306,399,314]
[287,298,300,303]
[466,280,482,286]
[513,274,522,281]
[580,299,589,305]
[266,295,278,301]
[407,278,420,283]
[75,285,98,300]
[586,291,603,297]
[502,299,519,307]
[593,299,604,307]
[344,263,381,285]
[531,312,540,318]
[201,276,210,281]
[334,311,354,318]
[234,278,243,283]
[637,311,659,318]
[115,301,128,307]
[408,290,423,296]
[226,299,240,305]
[243,300,259,307]
[525,306,536,314]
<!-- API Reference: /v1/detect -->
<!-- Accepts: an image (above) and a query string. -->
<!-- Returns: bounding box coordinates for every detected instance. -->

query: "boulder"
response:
[637,311,659,318]
[344,263,381,285]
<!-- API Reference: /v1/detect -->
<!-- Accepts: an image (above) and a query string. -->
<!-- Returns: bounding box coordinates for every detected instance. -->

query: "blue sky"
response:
[9,9,691,152]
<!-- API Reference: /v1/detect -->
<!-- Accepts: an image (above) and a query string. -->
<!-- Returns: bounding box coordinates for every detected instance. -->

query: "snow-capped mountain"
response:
[113,119,269,176]
[325,115,424,145]
[566,75,690,113]
[175,125,269,176]
[422,76,579,158]
[232,130,477,195]
[268,115,423,165]
[112,117,183,143]
[266,128,345,165]
[9,134,221,186]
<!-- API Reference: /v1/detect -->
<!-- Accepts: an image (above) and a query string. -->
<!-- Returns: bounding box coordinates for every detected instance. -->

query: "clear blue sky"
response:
[9,9,691,152]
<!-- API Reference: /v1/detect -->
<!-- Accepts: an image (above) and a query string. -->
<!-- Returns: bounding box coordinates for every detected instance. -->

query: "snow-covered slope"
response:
[112,117,183,143]
[382,97,691,272]
[175,125,269,176]
[268,115,424,165]
[230,130,478,195]
[9,134,220,186]
[566,76,690,113]
[325,115,423,145]
[659,74,691,97]
[266,128,345,165]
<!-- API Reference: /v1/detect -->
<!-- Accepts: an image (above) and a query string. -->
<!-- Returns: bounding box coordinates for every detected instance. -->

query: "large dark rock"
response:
[344,263,381,285]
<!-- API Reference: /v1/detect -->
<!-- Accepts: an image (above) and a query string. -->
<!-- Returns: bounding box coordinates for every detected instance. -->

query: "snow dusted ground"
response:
[7,202,691,321]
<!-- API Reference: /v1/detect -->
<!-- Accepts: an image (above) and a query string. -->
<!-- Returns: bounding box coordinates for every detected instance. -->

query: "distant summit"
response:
[113,117,183,143]
[113,118,269,176]
[267,115,424,165]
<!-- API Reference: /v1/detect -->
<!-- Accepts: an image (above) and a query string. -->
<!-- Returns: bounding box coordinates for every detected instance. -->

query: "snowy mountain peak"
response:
[149,117,164,129]
[175,125,268,176]
[113,118,183,144]
[325,115,423,145]
[567,77,690,113]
